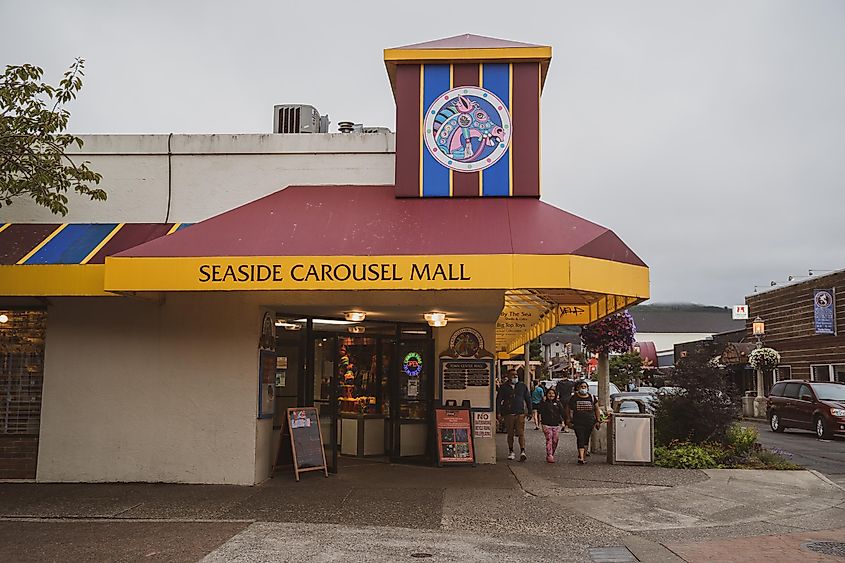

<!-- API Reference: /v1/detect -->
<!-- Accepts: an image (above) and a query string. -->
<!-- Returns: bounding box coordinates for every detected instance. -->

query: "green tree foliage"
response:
[0,59,105,216]
[609,352,643,389]
[529,339,542,361]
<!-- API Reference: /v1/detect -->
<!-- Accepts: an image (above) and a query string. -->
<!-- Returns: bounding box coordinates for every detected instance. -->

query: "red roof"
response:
[115,185,645,266]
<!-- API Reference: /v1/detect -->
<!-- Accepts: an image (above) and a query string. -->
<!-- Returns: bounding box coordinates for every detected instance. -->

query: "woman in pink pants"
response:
[538,387,566,463]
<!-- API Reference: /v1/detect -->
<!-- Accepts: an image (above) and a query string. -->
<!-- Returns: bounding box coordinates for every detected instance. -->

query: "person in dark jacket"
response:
[566,379,602,464]
[538,387,566,463]
[555,376,575,433]
[496,369,532,461]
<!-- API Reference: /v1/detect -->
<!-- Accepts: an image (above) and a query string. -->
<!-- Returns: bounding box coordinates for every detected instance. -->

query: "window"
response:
[769,382,786,397]
[798,384,813,402]
[811,365,832,382]
[833,365,845,384]
[783,382,801,399]
[775,366,792,382]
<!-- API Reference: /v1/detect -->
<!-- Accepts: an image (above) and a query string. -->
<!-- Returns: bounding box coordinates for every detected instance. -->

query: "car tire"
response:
[815,416,833,440]
[770,412,785,433]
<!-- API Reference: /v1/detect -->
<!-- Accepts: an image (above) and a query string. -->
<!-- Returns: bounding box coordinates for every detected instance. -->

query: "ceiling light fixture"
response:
[428,318,448,328]
[424,312,446,324]
[348,326,366,334]
[344,311,367,322]
[0,314,8,324]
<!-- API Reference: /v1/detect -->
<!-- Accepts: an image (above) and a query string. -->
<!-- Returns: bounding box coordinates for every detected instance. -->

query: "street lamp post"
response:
[752,316,767,417]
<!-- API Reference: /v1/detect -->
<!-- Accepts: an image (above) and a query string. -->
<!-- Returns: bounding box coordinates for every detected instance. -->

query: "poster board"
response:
[287,407,328,481]
[440,358,494,410]
[434,406,475,466]
[258,349,276,419]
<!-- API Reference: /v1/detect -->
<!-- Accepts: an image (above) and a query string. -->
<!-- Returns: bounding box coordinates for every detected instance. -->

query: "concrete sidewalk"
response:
[0,429,842,562]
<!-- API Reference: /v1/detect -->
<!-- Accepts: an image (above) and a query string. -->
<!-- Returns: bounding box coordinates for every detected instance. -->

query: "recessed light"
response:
[344,311,367,322]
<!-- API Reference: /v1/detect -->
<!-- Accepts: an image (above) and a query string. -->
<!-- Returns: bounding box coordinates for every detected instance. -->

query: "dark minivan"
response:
[767,380,845,439]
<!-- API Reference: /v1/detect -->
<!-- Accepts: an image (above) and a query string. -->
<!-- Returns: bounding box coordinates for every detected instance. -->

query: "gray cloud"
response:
[2,0,843,305]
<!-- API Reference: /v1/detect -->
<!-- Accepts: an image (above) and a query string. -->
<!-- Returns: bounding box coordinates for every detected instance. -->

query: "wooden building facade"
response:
[746,270,845,383]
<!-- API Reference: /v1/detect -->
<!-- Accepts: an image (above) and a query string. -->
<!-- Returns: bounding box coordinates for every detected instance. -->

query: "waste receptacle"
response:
[607,398,653,465]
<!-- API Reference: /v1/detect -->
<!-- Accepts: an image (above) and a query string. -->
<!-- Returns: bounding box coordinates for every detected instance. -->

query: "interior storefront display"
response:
[276,316,434,466]
[0,310,47,479]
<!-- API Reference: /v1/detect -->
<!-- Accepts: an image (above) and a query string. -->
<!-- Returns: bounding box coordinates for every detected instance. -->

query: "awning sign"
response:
[814,289,836,335]
[732,305,748,320]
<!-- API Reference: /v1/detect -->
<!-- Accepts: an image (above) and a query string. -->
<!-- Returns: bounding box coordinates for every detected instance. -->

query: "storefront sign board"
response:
[434,407,475,466]
[732,305,748,320]
[814,289,836,335]
[440,358,493,410]
[286,407,328,481]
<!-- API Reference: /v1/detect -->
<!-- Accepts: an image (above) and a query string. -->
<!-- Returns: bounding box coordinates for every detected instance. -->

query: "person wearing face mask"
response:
[566,380,602,464]
[538,387,566,463]
[495,369,532,461]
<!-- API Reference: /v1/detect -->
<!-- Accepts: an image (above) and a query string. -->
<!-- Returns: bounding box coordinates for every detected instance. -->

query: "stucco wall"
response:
[37,294,261,484]
[0,132,395,223]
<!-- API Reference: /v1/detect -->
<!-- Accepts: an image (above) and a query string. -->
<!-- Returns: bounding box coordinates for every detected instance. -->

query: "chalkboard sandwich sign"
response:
[287,407,329,481]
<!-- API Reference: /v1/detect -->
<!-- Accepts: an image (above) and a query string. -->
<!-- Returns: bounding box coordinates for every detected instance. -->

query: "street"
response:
[744,420,845,483]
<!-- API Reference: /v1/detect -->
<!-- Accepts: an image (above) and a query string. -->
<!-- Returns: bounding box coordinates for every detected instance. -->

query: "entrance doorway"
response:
[274,316,434,474]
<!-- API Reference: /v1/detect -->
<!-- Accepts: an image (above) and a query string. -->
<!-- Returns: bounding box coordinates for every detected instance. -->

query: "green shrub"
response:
[725,424,758,457]
[654,441,720,469]
[653,351,739,446]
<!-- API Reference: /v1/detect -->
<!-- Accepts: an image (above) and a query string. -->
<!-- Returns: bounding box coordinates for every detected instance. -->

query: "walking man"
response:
[555,375,575,433]
[496,368,532,461]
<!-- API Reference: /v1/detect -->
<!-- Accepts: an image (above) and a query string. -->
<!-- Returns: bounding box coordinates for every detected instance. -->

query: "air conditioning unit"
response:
[273,104,330,133]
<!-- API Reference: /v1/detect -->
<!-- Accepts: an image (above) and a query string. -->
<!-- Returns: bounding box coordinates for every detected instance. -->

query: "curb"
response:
[808,469,845,492]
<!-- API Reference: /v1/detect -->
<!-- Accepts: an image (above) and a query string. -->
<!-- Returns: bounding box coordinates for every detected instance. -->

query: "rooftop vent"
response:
[338,121,391,134]
[273,104,330,133]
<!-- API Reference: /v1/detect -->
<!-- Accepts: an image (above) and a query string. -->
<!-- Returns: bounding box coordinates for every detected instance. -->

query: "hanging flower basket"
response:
[580,311,636,356]
[749,347,780,370]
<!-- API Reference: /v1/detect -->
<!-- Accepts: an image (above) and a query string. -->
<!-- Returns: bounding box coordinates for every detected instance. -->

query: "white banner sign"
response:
[732,305,749,320]
[473,411,493,438]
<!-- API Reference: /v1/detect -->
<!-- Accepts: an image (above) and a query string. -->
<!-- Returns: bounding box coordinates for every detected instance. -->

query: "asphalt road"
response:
[744,420,845,478]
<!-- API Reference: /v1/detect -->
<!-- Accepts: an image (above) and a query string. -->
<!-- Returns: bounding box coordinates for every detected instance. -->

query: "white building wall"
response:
[0,132,395,224]
[634,332,715,355]
[37,294,261,485]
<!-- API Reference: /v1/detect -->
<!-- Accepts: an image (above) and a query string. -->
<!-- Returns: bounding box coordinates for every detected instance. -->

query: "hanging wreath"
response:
[580,311,637,355]
[749,347,780,370]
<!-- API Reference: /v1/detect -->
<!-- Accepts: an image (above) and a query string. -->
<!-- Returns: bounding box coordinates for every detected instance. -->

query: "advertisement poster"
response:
[258,349,276,419]
[434,407,475,465]
[814,289,836,335]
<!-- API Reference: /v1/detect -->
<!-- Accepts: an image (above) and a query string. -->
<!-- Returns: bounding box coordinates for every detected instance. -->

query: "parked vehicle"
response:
[635,386,659,394]
[587,381,621,398]
[767,380,845,439]
[610,392,656,413]
[657,386,684,396]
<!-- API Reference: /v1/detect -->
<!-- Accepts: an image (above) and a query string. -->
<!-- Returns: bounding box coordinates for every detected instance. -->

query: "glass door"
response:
[390,338,434,463]
[313,334,338,473]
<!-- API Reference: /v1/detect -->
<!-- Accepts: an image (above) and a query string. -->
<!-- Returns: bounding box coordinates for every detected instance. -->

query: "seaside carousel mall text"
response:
[0,34,648,484]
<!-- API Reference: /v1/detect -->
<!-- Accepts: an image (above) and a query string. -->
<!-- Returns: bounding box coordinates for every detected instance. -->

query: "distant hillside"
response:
[629,303,742,334]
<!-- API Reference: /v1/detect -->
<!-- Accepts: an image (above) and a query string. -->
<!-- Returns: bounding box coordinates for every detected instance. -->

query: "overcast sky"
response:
[2,1,844,306]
